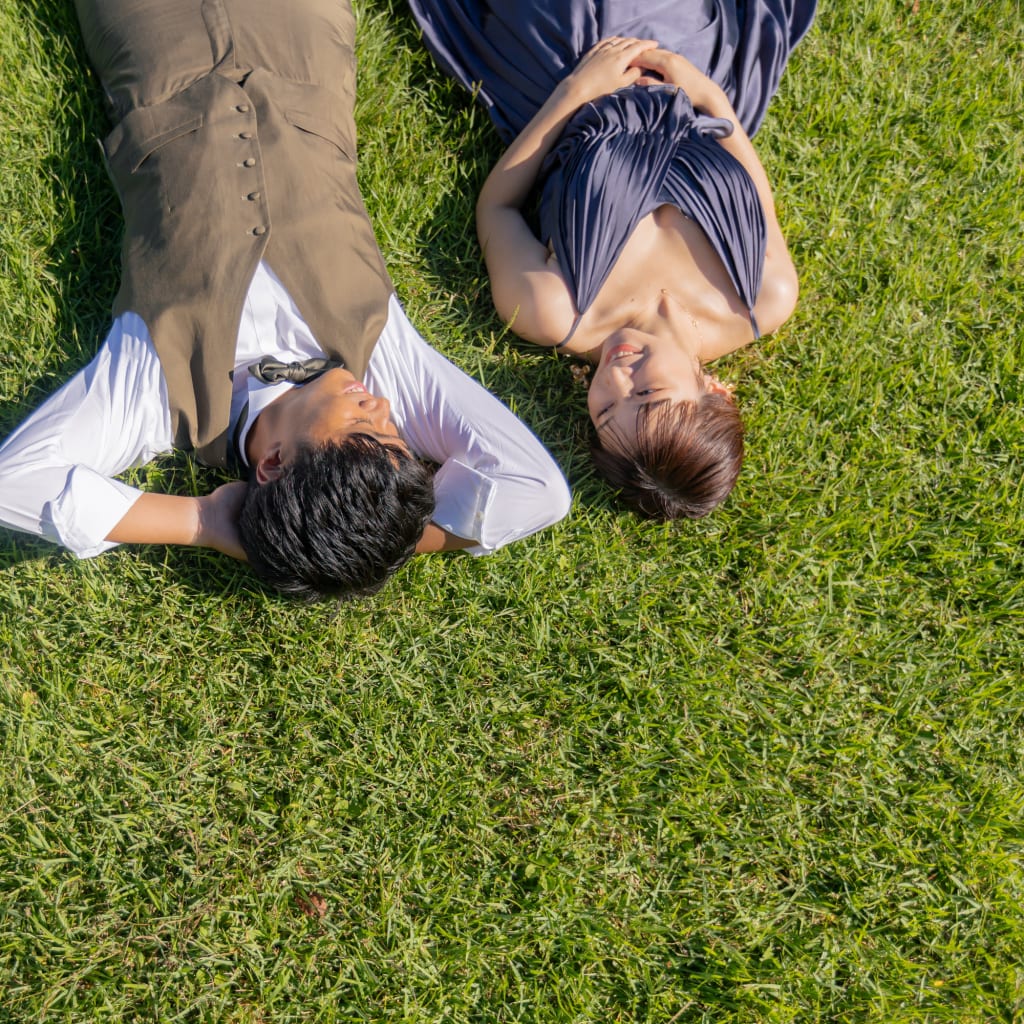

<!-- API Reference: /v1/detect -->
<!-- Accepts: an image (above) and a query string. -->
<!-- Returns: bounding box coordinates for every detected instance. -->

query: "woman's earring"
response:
[570,363,591,388]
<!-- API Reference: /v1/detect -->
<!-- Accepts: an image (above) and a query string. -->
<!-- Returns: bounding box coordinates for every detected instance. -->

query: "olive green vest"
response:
[76,0,394,465]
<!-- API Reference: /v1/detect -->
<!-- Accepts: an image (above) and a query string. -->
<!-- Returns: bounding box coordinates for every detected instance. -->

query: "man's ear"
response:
[255,443,285,485]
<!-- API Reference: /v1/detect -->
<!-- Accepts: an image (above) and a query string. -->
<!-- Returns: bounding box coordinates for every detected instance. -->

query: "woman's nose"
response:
[608,363,634,388]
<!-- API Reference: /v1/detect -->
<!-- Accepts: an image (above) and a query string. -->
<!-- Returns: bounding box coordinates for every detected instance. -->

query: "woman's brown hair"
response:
[591,393,744,519]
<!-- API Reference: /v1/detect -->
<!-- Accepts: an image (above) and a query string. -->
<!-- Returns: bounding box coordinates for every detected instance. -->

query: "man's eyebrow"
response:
[365,430,409,449]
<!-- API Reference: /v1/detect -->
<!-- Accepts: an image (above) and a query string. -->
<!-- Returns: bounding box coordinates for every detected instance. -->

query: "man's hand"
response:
[196,481,248,561]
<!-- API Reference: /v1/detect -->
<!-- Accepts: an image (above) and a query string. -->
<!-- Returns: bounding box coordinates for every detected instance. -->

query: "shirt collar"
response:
[235,379,297,468]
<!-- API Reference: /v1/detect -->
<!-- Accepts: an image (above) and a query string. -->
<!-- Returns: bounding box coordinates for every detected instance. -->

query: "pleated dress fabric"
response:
[408,0,815,323]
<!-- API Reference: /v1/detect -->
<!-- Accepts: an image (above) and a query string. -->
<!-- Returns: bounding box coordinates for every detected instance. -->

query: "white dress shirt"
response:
[0,262,570,558]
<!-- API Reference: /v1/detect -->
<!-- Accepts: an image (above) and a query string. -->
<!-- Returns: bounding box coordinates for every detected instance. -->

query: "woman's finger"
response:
[593,35,656,50]
[630,49,670,72]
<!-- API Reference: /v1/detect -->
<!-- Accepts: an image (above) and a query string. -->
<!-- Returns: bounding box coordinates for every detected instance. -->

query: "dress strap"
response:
[554,314,583,350]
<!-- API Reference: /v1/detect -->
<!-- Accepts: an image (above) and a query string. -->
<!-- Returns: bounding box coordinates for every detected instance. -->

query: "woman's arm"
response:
[634,50,799,334]
[476,37,658,345]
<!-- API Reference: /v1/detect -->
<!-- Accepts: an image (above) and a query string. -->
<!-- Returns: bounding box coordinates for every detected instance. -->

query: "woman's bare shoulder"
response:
[752,255,799,337]
[496,265,580,348]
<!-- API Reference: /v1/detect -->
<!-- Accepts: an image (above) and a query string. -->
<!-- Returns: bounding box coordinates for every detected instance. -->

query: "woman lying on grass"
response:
[409,0,816,518]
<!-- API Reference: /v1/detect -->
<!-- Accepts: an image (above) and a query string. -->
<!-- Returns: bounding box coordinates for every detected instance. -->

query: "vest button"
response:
[252,226,267,236]
[239,131,253,140]
[236,103,251,114]
[247,191,261,201]
[243,157,256,168]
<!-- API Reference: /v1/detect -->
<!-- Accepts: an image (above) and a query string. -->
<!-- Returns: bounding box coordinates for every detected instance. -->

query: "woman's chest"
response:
[573,206,754,352]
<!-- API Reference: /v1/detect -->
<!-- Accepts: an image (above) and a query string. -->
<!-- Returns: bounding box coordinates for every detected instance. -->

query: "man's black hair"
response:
[238,435,436,601]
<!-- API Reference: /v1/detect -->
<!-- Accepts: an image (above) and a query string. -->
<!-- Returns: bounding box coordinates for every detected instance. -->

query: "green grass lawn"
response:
[1,0,1022,1020]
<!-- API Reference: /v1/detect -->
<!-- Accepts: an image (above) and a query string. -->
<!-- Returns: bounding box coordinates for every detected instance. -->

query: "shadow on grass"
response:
[0,527,257,597]
[1,0,122,438]
[0,535,68,568]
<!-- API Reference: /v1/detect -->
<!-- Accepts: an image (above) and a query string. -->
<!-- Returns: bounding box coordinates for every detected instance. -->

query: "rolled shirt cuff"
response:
[46,467,146,559]
[430,456,571,556]
[430,458,496,555]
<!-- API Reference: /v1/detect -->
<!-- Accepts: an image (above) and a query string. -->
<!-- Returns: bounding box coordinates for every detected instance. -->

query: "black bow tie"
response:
[247,356,345,384]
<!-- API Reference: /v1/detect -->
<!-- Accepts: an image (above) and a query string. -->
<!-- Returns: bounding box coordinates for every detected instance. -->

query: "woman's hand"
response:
[475,36,659,347]
[564,36,659,107]
[629,50,797,334]
[629,47,724,111]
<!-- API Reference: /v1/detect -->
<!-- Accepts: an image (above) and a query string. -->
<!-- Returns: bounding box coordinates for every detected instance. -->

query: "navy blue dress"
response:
[408,0,816,325]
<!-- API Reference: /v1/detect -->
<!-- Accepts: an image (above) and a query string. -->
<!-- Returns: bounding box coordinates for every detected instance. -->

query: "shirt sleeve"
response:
[0,314,174,558]
[366,296,571,554]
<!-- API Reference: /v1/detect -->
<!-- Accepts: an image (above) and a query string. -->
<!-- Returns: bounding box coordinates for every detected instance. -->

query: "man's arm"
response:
[0,314,242,560]
[414,522,474,555]
[368,296,571,557]
[105,483,248,560]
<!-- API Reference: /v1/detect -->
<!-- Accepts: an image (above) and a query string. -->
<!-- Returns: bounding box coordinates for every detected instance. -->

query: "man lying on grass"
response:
[0,0,570,602]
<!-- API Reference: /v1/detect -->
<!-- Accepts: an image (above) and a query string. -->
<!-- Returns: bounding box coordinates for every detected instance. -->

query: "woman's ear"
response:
[255,443,284,485]
[704,375,737,401]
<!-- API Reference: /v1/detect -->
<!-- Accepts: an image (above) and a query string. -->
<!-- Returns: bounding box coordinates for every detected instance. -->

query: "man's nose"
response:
[360,393,390,419]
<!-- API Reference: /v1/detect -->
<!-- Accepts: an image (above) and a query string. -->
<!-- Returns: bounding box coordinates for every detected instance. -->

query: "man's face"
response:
[255,368,408,483]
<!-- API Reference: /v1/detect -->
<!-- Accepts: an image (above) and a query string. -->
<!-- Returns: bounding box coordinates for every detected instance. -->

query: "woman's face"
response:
[587,330,715,446]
